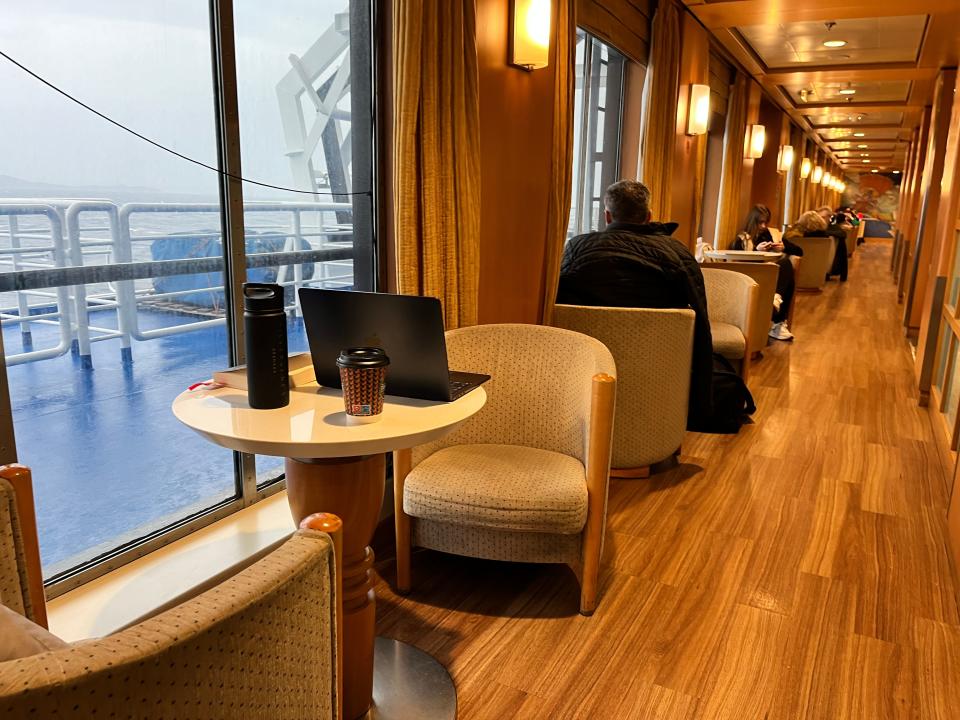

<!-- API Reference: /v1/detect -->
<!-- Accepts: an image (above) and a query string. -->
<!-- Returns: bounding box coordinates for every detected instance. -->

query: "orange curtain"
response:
[639,0,680,221]
[540,0,577,325]
[714,73,749,248]
[393,0,480,329]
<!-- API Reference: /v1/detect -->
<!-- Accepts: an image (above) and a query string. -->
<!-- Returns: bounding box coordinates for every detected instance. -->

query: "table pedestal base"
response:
[371,637,456,720]
[285,455,385,720]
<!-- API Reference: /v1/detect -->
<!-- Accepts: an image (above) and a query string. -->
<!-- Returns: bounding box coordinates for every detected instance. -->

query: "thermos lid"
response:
[336,347,390,369]
[243,283,284,313]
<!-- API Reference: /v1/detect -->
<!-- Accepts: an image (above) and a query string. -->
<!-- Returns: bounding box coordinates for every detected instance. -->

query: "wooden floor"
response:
[374,239,960,719]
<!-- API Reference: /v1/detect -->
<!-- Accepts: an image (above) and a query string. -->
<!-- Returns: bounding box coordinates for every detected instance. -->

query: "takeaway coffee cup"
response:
[336,348,389,424]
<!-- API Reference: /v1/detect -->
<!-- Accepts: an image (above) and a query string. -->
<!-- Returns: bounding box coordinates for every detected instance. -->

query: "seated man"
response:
[558,180,719,431]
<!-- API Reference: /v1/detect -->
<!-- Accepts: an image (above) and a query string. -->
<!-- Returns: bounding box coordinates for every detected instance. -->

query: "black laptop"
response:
[298,288,490,402]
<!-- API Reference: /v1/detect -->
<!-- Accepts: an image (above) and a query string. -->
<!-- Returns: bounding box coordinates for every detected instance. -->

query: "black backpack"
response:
[701,353,756,434]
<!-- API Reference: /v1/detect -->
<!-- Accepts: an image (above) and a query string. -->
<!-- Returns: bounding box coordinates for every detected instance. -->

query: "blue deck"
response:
[5,308,310,574]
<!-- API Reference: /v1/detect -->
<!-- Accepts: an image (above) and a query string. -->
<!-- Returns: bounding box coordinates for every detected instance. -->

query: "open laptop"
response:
[298,288,490,402]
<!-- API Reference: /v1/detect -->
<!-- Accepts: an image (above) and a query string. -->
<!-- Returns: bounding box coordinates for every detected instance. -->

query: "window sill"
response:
[47,491,294,642]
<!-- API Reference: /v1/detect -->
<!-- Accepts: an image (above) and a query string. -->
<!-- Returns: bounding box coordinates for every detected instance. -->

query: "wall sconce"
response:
[777,145,795,173]
[686,84,710,136]
[811,165,823,184]
[510,0,551,71]
[800,158,812,179]
[822,171,832,187]
[747,124,766,159]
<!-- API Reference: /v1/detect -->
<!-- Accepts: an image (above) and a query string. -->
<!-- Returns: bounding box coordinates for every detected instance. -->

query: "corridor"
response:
[376,238,960,719]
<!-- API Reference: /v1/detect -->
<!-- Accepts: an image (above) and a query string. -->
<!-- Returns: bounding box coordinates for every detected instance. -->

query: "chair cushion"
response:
[403,444,587,534]
[0,603,68,661]
[711,321,746,360]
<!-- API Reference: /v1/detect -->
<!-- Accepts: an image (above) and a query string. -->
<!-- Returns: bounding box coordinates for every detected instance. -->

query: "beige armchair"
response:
[393,324,616,615]
[702,268,757,383]
[552,304,694,477]
[0,467,343,720]
[845,225,858,257]
[715,262,779,358]
[791,235,837,290]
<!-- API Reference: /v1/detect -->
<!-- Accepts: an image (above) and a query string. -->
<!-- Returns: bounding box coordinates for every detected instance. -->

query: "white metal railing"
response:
[0,199,354,367]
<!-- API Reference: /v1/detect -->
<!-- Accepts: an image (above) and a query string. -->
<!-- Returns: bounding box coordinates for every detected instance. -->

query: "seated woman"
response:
[816,205,849,281]
[731,204,802,342]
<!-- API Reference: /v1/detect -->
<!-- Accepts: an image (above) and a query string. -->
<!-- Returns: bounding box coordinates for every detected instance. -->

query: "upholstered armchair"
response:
[393,324,616,615]
[702,268,758,382]
[715,261,780,358]
[791,236,837,290]
[552,304,694,477]
[0,467,343,720]
[845,225,858,257]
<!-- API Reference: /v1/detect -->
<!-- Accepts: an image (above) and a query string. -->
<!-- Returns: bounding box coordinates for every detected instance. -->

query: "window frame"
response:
[0,0,379,597]
[570,30,626,238]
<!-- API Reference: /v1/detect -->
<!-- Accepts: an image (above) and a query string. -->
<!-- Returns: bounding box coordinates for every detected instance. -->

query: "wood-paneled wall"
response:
[476,0,557,324]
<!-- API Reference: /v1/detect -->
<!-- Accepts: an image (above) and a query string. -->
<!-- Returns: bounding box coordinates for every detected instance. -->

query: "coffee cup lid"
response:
[336,347,390,369]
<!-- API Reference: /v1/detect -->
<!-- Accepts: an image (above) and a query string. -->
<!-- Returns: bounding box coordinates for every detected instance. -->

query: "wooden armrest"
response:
[300,512,343,720]
[0,464,47,628]
[580,373,616,615]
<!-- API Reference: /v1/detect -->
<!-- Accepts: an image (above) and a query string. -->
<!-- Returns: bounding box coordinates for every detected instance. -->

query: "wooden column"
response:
[905,70,956,336]
[285,454,386,720]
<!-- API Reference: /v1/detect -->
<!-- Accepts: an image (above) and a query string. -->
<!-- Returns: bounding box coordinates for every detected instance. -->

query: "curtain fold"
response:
[393,0,481,329]
[539,0,577,326]
[639,0,680,221]
[714,73,749,249]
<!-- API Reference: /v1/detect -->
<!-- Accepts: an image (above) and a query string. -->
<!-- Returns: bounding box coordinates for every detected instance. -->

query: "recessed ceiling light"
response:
[839,88,856,95]
[863,159,871,163]
[824,40,848,48]
[858,144,868,148]
[871,169,879,173]
[854,132,865,137]
[893,170,901,174]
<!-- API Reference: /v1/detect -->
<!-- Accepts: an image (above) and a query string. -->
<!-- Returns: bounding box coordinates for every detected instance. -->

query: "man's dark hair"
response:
[603,181,652,224]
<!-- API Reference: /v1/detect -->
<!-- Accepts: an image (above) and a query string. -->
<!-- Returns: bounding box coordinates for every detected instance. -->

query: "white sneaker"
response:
[772,293,783,311]
[769,322,794,341]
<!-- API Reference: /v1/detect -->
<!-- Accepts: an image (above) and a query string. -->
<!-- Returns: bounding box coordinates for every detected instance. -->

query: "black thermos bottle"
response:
[243,283,289,409]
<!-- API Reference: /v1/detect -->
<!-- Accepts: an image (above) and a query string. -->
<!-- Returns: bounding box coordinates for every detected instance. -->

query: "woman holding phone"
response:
[731,204,802,342]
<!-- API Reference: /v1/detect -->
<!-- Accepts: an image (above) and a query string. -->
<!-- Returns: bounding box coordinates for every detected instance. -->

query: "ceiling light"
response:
[858,144,868,148]
[839,88,856,95]
[854,132,865,137]
[893,170,901,174]
[863,159,871,163]
[824,40,848,48]
[871,169,879,173]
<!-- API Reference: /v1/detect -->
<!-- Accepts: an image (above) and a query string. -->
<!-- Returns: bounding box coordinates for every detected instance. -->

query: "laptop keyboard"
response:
[449,376,471,397]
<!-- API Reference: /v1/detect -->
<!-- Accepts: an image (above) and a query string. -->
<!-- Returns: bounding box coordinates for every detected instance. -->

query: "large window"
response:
[0,0,376,593]
[569,31,627,238]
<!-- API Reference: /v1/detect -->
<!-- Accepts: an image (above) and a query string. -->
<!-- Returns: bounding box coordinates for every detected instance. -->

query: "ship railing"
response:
[0,200,354,367]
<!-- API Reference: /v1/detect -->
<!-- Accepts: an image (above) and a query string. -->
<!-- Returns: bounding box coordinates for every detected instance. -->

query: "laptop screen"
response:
[298,289,454,401]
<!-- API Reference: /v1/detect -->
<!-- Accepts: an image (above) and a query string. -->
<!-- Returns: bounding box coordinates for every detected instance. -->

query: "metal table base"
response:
[370,637,457,719]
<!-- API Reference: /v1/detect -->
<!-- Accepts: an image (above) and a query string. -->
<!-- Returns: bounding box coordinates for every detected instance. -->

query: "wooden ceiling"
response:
[683,0,960,176]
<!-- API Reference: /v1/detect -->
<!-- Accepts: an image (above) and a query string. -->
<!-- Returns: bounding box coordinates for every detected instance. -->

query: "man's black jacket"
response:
[556,221,713,428]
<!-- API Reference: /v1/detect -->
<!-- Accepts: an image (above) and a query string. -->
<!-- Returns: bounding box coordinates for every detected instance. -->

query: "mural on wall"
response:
[840,172,901,221]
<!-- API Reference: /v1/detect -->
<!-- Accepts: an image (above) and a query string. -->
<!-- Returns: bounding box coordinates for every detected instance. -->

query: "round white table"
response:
[703,249,783,263]
[173,382,486,720]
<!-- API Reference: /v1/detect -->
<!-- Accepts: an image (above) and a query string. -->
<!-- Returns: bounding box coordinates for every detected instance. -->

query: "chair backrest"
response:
[845,225,857,257]
[413,324,615,466]
[553,305,694,469]
[0,529,339,719]
[791,235,836,289]
[702,268,756,332]
[716,262,779,355]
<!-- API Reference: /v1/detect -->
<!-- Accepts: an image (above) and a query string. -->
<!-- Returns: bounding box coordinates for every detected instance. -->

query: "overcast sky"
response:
[0,0,350,198]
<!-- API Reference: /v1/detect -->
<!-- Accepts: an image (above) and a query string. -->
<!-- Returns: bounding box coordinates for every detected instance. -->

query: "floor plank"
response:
[373,240,960,718]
